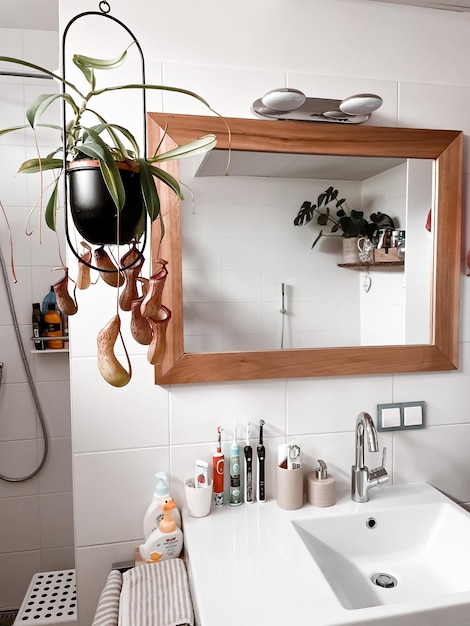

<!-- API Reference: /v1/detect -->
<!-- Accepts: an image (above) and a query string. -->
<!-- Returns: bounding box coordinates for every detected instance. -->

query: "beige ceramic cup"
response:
[276,466,304,510]
[184,478,213,517]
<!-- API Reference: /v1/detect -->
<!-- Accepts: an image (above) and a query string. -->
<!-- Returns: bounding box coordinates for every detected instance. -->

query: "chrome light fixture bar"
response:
[252,88,383,124]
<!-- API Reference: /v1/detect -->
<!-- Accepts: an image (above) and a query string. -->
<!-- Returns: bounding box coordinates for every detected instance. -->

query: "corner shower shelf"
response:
[30,337,69,353]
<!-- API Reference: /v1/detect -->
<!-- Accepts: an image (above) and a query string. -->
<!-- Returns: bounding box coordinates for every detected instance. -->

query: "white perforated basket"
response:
[14,570,77,625]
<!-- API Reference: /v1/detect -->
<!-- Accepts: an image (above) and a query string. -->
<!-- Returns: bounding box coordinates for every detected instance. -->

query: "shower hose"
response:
[0,242,49,481]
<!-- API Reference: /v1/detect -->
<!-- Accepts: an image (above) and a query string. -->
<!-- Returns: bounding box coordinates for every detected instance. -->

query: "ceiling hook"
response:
[99,1,111,14]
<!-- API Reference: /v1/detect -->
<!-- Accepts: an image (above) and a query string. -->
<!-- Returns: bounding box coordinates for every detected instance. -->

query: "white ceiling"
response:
[0,0,58,31]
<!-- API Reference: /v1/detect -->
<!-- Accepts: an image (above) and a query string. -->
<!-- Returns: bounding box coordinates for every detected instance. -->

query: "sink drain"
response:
[371,572,398,588]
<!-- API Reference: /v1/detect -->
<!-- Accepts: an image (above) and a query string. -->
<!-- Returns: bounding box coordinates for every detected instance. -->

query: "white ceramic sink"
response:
[293,493,470,610]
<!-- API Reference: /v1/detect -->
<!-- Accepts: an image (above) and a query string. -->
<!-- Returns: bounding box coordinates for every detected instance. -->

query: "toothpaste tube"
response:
[195,459,208,488]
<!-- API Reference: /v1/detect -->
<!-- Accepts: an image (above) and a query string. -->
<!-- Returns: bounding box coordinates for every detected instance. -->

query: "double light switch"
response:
[377,401,425,431]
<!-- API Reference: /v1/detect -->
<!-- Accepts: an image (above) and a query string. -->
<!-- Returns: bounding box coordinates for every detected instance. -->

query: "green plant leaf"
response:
[148,164,182,198]
[73,50,128,70]
[0,56,86,99]
[149,134,217,163]
[18,158,63,173]
[138,159,160,221]
[26,93,79,128]
[76,128,126,210]
[311,230,323,249]
[0,124,28,137]
[72,56,95,90]
[45,181,60,231]
[293,201,315,226]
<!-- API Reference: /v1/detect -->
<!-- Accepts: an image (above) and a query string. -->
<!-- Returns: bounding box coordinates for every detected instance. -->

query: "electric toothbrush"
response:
[229,423,241,506]
[212,426,224,507]
[244,423,253,504]
[257,419,266,503]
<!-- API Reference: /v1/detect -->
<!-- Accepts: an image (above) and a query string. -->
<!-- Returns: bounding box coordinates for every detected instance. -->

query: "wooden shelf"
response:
[338,261,404,268]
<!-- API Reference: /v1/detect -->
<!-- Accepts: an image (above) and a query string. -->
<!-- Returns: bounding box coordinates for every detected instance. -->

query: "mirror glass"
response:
[147,114,461,384]
[179,151,433,352]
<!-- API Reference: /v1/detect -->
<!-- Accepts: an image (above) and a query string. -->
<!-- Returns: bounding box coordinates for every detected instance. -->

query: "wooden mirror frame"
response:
[148,113,462,384]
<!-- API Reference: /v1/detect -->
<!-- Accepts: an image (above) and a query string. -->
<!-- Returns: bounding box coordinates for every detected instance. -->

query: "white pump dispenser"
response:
[143,472,181,539]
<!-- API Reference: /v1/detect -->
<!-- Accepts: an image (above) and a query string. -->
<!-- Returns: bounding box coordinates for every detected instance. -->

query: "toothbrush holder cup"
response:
[184,478,213,517]
[276,466,304,510]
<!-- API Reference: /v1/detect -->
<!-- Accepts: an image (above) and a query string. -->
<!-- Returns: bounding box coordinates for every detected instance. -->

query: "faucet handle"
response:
[368,446,389,484]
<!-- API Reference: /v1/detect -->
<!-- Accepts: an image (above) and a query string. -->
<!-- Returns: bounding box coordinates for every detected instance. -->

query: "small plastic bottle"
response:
[143,472,181,539]
[139,497,183,563]
[307,459,336,507]
[44,303,63,349]
[41,286,57,317]
[32,303,44,350]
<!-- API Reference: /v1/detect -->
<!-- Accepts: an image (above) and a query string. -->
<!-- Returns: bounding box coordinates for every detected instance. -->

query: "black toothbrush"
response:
[244,422,253,503]
[257,419,266,502]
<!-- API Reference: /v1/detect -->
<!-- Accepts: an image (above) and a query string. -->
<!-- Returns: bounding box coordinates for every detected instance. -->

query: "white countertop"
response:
[182,483,470,626]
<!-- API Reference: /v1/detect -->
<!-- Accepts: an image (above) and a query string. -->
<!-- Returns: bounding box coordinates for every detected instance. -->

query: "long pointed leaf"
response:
[26,93,79,128]
[18,158,63,174]
[148,164,182,198]
[45,181,60,231]
[149,134,217,163]
[76,128,126,210]
[0,56,86,99]
[73,50,128,70]
[138,159,160,221]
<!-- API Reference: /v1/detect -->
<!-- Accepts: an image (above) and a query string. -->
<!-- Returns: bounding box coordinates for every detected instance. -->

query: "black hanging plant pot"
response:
[67,159,144,245]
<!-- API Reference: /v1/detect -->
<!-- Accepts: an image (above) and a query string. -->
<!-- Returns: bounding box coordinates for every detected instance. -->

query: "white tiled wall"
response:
[0,28,74,611]
[26,0,470,623]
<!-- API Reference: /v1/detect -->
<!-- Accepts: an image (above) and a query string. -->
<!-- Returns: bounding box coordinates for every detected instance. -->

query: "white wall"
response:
[58,1,470,624]
[0,28,74,611]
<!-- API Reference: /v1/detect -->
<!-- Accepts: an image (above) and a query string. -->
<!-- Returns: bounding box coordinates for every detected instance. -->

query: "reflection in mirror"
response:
[147,114,462,384]
[179,153,434,351]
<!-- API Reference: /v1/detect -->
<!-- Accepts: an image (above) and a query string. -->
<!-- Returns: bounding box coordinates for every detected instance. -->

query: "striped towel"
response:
[92,569,123,626]
[119,560,194,626]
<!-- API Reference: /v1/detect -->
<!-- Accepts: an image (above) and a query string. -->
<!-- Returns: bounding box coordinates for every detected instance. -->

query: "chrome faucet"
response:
[351,411,388,502]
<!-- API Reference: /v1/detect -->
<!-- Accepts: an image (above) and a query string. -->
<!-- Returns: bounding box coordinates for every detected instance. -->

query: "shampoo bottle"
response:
[44,303,63,349]
[139,497,183,563]
[143,472,181,540]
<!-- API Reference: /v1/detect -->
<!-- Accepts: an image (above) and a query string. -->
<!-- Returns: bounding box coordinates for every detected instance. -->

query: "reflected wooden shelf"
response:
[338,261,404,268]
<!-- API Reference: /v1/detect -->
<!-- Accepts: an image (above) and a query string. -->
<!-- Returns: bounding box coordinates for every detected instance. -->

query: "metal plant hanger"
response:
[62,1,148,274]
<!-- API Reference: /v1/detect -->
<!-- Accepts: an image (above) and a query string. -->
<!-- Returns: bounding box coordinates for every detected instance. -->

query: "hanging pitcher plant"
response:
[0,47,218,387]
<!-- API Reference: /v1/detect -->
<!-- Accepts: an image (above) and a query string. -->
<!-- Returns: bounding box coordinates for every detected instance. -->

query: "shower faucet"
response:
[351,411,388,503]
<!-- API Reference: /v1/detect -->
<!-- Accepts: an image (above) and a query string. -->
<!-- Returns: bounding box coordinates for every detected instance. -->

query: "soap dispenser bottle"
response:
[143,472,181,539]
[307,459,336,507]
[139,497,184,563]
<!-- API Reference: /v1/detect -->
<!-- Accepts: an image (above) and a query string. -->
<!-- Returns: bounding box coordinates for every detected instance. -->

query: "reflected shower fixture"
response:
[251,88,383,124]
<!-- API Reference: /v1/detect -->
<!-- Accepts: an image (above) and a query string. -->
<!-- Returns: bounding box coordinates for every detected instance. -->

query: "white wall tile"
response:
[393,424,470,502]
[71,355,168,453]
[393,342,470,426]
[38,437,72,494]
[0,440,39,498]
[287,375,393,435]
[0,495,40,553]
[0,382,37,440]
[74,447,169,546]
[0,549,41,609]
[41,546,75,573]
[39,492,74,549]
[169,379,287,445]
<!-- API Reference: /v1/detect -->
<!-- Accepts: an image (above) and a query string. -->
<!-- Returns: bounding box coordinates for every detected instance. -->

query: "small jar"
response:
[307,459,336,507]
